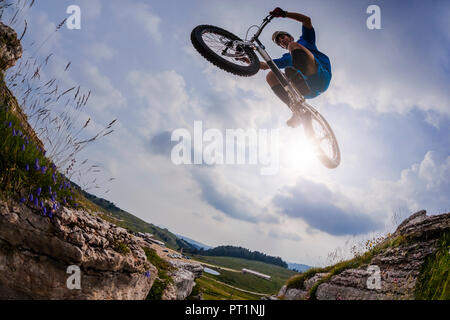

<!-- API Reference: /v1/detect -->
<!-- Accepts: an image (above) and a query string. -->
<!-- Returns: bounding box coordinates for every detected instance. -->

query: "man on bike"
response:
[260,7,332,128]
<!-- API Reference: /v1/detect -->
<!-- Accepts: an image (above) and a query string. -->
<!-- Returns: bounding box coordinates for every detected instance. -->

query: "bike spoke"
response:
[201,32,250,66]
[309,116,337,163]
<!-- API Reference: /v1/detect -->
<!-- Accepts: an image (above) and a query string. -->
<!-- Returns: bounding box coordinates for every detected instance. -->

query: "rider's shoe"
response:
[286,113,302,128]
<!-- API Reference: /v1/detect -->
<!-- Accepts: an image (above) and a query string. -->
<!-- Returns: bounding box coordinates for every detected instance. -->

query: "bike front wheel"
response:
[302,109,341,169]
[191,25,260,77]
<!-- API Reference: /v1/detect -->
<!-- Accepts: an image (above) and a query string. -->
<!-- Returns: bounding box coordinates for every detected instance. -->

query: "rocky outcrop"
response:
[279,211,449,300]
[279,272,330,300]
[0,199,157,299]
[0,22,22,71]
[0,22,44,150]
[163,259,203,300]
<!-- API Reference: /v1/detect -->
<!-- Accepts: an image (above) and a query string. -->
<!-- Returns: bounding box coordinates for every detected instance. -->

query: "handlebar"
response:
[250,14,275,42]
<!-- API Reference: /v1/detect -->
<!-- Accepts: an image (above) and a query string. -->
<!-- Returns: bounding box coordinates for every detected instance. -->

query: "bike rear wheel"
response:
[191,25,260,77]
[302,110,341,169]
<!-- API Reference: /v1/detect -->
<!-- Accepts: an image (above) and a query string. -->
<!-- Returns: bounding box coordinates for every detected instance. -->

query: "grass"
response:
[284,234,407,299]
[113,241,130,255]
[415,230,450,300]
[0,103,81,215]
[192,275,263,300]
[191,255,299,295]
[144,247,174,300]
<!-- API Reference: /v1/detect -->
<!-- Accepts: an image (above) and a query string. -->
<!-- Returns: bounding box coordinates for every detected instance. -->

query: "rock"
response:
[168,259,204,278]
[169,268,196,300]
[161,260,203,300]
[0,199,158,299]
[0,22,22,72]
[279,211,449,300]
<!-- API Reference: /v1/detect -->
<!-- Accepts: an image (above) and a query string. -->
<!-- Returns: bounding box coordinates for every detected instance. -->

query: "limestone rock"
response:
[279,211,449,300]
[0,199,157,299]
[162,259,203,300]
[0,22,22,72]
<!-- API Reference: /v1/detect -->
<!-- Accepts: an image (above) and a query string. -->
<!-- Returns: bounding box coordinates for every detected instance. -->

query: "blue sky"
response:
[3,0,449,266]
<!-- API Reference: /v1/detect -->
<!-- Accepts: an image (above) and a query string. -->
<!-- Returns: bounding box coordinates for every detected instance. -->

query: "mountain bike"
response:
[191,14,340,169]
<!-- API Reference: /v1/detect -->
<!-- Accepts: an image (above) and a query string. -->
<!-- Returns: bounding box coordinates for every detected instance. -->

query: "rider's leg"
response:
[266,71,301,128]
[266,71,291,106]
[287,42,317,76]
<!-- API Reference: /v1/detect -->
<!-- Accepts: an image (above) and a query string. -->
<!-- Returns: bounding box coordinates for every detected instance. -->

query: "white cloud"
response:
[113,1,161,42]
[82,62,126,112]
[78,0,102,20]
[84,42,116,62]
[126,69,190,134]
[366,151,450,218]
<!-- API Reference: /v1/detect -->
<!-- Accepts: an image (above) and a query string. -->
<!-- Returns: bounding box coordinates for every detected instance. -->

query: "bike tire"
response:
[191,25,260,77]
[302,110,341,169]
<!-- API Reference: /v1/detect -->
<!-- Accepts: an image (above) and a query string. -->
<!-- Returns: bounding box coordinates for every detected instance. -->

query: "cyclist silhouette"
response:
[260,7,332,128]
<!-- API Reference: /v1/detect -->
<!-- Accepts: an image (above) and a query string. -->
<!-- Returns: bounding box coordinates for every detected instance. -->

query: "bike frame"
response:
[232,14,319,120]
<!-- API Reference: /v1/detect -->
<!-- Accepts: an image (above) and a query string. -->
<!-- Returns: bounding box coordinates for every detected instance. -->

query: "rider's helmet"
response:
[272,31,293,47]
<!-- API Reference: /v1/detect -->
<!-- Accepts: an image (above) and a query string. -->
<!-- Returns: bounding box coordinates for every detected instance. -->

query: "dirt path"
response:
[191,259,240,273]
[202,275,269,297]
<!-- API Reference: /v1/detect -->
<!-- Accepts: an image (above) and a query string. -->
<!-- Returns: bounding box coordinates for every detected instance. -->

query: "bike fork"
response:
[254,44,306,117]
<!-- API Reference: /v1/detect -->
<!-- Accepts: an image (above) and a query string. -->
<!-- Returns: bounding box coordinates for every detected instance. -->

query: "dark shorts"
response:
[290,54,332,99]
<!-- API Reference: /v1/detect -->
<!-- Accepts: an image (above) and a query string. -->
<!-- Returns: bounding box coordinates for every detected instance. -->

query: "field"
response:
[191,276,263,300]
[191,255,299,296]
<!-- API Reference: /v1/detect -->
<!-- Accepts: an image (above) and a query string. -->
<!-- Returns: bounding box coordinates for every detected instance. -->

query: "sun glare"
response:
[281,130,318,170]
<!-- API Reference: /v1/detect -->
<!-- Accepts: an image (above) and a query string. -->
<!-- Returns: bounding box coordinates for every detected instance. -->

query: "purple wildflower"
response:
[41,166,47,174]
[29,194,33,201]
[12,128,16,136]
[25,164,29,171]
[20,197,26,203]
[21,144,25,151]
[42,207,47,216]
[48,186,52,193]
[48,210,53,218]
[40,200,44,208]
[34,158,40,170]
[33,197,38,206]
[51,194,55,202]
[145,271,151,278]
[36,187,42,196]
[18,130,22,137]
[8,121,12,128]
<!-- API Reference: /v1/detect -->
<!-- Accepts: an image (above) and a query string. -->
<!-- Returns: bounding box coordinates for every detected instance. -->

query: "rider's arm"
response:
[285,12,313,29]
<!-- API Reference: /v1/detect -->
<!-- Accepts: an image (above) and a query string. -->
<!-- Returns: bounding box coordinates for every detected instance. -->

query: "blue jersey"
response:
[273,25,332,99]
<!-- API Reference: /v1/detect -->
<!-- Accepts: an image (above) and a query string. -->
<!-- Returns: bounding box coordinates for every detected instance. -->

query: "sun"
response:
[281,129,318,170]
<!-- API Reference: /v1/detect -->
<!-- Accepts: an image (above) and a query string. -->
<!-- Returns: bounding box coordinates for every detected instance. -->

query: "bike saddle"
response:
[285,66,311,97]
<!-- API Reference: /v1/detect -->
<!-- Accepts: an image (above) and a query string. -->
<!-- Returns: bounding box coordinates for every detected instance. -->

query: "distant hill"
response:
[194,245,288,268]
[176,234,213,250]
[288,263,312,272]
[72,184,197,252]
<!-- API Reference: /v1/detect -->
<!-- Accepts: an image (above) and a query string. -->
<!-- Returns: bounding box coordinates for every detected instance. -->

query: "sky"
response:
[2,0,449,267]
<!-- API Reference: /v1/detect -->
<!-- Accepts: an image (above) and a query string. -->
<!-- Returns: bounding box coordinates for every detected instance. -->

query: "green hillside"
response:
[75,186,196,252]
[191,255,299,295]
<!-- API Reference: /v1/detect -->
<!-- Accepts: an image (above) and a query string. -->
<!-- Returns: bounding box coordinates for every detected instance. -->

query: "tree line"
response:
[190,245,288,268]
